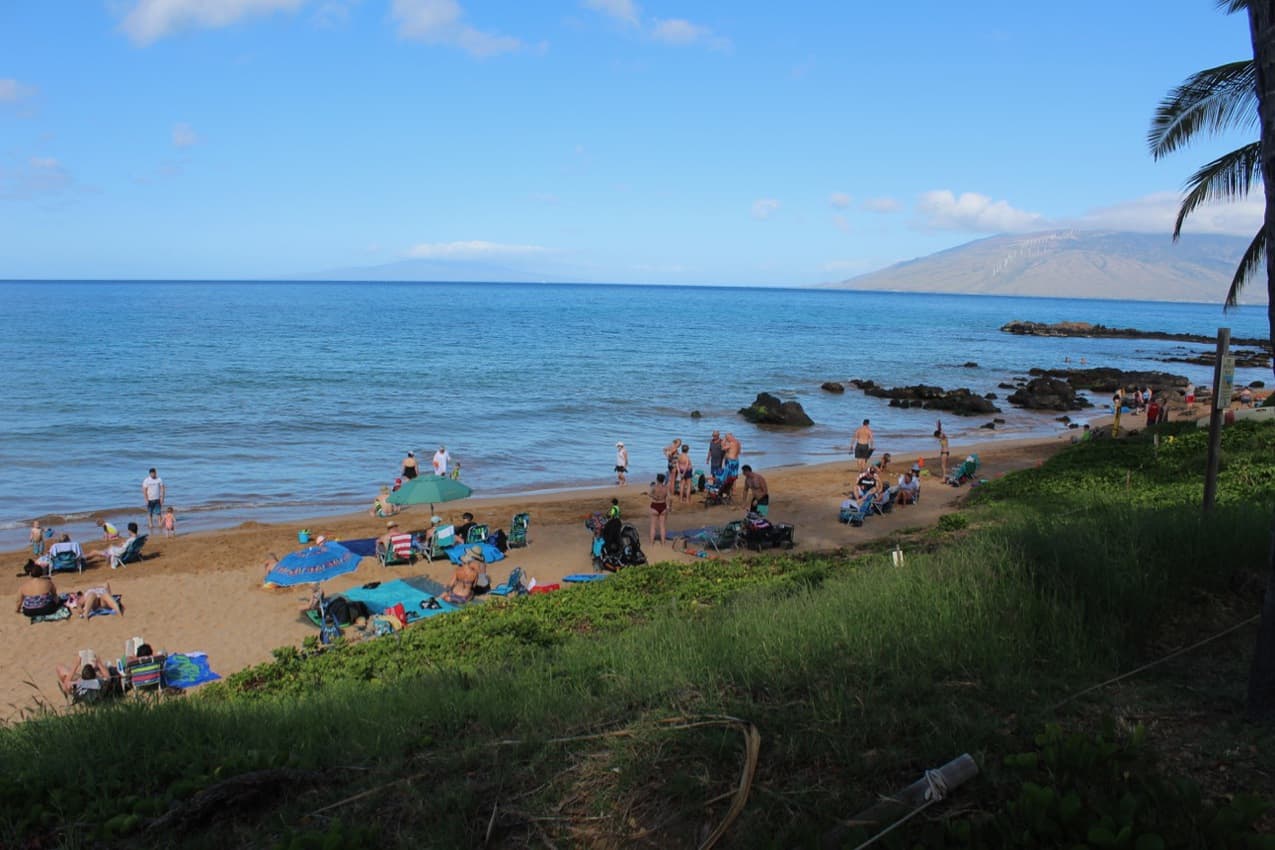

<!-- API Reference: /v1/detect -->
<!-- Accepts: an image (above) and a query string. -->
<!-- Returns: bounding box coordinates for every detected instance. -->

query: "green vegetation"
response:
[1,422,1272,848]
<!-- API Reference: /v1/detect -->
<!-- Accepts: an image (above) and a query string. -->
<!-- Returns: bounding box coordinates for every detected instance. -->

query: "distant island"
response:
[824,230,1268,305]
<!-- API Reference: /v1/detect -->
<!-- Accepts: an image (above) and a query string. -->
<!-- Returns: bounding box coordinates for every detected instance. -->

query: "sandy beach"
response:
[1,429,1088,721]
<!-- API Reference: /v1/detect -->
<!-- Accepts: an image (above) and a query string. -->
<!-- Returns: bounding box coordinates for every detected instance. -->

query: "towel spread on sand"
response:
[563,574,610,582]
[337,538,377,557]
[163,653,221,688]
[342,578,452,622]
[444,542,505,565]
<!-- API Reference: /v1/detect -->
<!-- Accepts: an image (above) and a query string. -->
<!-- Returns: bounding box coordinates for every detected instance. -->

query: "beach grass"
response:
[1,422,1272,848]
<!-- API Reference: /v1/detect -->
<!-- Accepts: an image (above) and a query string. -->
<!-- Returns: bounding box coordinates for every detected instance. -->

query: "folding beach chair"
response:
[378,532,415,567]
[48,549,83,575]
[421,526,457,563]
[945,454,980,487]
[679,520,744,554]
[465,523,490,544]
[121,652,167,698]
[508,513,530,548]
[110,535,148,570]
[839,493,876,527]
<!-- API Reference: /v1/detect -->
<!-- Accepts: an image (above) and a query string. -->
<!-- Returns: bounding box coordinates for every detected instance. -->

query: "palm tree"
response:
[1148,58,1262,308]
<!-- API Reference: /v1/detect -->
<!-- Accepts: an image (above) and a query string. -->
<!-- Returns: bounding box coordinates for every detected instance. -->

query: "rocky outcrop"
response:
[738,392,814,427]
[1160,348,1271,369]
[850,381,999,415]
[1027,367,1187,393]
[821,381,846,393]
[1007,377,1093,411]
[1002,320,1269,349]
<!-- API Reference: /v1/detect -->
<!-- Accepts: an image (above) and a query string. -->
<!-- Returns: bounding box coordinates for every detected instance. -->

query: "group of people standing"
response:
[401,446,455,480]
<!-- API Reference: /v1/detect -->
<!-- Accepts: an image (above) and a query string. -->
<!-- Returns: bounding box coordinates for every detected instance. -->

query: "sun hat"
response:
[464,544,484,562]
[430,515,442,524]
[616,441,624,446]
[386,521,397,528]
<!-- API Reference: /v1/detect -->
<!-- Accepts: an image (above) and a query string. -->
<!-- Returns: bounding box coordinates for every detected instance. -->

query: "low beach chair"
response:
[121,652,167,698]
[945,454,980,487]
[703,473,737,507]
[48,549,83,575]
[378,532,415,567]
[421,527,457,563]
[110,535,148,570]
[679,520,744,554]
[872,488,897,515]
[839,493,876,527]
[465,523,490,544]
[508,513,530,548]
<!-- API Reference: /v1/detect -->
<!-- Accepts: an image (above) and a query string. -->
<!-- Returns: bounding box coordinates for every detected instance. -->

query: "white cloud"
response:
[583,0,639,27]
[0,155,75,201]
[120,0,305,45]
[1073,191,1262,236]
[391,0,521,56]
[751,198,780,220]
[0,78,36,103]
[172,122,199,148]
[406,240,548,259]
[862,196,900,214]
[313,0,358,28]
[916,189,1045,233]
[651,17,730,50]
[828,192,851,209]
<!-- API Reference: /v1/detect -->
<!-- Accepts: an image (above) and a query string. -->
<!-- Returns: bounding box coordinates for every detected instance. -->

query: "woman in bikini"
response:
[676,444,694,505]
[402,451,419,480]
[16,561,60,618]
[649,473,670,545]
[68,582,124,619]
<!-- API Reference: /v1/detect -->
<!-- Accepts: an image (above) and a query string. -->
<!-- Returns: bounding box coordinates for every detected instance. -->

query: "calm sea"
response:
[0,281,1268,550]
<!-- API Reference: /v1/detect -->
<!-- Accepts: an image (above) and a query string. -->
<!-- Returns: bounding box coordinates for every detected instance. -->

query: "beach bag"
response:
[385,602,408,629]
[490,529,508,552]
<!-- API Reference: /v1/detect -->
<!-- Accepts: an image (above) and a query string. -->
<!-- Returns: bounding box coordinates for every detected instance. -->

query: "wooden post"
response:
[820,754,979,849]
[1203,328,1231,513]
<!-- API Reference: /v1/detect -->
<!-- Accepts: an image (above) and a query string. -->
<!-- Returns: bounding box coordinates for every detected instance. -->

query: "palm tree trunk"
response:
[1244,0,1275,721]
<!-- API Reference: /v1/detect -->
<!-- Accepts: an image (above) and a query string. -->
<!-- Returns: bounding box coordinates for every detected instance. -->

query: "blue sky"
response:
[0,1,1262,284]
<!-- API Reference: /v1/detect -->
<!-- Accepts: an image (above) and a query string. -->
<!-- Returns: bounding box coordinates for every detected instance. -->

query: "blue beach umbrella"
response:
[386,474,473,513]
[265,541,362,587]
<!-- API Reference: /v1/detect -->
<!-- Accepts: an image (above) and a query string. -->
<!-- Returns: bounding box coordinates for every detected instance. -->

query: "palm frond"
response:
[1225,229,1266,308]
[1217,0,1248,13]
[1173,142,1262,238]
[1149,60,1257,158]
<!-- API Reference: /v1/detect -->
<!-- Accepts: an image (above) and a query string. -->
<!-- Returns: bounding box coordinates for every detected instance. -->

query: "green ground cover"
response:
[1,422,1272,849]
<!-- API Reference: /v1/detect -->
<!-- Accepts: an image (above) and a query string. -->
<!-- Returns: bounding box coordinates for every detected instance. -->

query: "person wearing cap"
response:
[432,446,451,476]
[896,468,921,505]
[376,521,400,553]
[614,441,628,486]
[402,451,419,480]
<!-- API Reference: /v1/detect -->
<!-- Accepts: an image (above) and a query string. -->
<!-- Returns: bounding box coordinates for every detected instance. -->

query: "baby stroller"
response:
[587,513,648,572]
[703,471,737,507]
[741,512,795,551]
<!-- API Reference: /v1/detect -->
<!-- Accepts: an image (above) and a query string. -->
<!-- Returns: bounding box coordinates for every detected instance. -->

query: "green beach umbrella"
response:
[386,474,473,513]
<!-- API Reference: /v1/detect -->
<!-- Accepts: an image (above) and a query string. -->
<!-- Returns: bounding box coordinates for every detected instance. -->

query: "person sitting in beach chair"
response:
[377,524,415,567]
[895,468,921,506]
[453,512,478,543]
[121,643,167,697]
[946,454,980,487]
[44,534,88,574]
[56,651,120,706]
[703,471,737,507]
[419,517,457,562]
[104,523,147,569]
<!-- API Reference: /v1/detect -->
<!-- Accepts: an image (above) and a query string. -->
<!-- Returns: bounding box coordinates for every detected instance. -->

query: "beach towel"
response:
[564,573,610,582]
[343,578,451,623]
[444,542,506,565]
[163,653,221,689]
[664,526,715,540]
[28,606,71,624]
[337,538,378,558]
[85,595,124,618]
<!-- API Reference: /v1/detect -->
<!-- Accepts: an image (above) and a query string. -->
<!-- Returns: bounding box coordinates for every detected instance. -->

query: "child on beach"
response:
[29,521,44,556]
[606,498,621,520]
[162,506,177,538]
[95,518,120,541]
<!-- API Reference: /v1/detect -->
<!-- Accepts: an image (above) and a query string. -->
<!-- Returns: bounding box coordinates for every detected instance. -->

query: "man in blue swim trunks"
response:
[141,468,165,531]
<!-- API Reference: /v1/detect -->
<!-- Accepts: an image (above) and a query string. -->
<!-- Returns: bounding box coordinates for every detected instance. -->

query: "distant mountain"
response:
[291,258,578,284]
[827,230,1268,304]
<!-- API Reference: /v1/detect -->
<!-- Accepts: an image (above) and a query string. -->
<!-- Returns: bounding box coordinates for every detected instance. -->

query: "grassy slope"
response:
[2,422,1273,849]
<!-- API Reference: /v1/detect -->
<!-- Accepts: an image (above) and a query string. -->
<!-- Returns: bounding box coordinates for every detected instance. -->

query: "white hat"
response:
[616,441,624,447]
[431,515,442,524]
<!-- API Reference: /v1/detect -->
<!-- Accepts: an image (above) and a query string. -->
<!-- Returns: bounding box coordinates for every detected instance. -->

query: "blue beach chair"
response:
[839,493,875,527]
[110,535,148,570]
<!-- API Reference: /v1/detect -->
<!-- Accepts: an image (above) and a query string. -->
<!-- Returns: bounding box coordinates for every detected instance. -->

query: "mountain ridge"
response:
[826,230,1268,304]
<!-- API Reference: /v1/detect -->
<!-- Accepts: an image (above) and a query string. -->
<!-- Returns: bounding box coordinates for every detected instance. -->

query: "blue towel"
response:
[665,526,714,539]
[163,652,221,688]
[444,542,506,565]
[342,578,451,622]
[564,573,609,582]
[86,595,124,618]
[337,537,378,557]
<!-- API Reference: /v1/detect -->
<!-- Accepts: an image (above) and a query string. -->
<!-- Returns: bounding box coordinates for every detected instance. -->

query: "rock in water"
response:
[739,392,814,426]
[821,381,846,394]
[1007,377,1093,411]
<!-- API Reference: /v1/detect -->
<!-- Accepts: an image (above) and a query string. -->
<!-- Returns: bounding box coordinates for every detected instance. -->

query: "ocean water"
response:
[0,281,1268,550]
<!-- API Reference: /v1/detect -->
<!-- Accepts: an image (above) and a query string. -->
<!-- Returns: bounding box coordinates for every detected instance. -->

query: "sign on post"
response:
[1216,355,1236,410]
